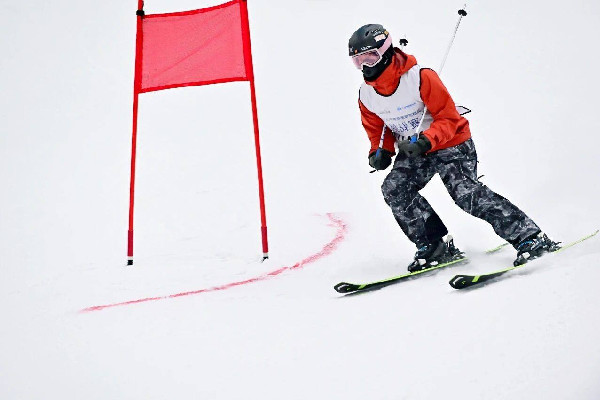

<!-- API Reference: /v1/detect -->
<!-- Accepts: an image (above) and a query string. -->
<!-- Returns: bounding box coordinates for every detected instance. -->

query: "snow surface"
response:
[2,0,600,399]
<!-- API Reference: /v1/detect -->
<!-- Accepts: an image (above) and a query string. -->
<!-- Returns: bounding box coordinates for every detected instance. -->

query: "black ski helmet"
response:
[348,24,395,81]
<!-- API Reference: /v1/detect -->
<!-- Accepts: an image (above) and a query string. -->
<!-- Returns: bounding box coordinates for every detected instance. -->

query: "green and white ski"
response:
[449,230,599,289]
[485,242,510,254]
[334,255,467,294]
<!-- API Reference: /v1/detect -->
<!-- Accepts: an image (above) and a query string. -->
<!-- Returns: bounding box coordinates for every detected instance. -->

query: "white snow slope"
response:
[2,0,600,399]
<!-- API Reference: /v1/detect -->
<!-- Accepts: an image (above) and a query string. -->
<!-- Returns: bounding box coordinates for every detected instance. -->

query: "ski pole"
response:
[409,4,468,143]
[440,5,469,78]
[371,3,468,163]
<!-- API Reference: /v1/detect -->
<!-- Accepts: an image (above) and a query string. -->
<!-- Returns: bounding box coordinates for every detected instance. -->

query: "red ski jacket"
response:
[359,50,471,155]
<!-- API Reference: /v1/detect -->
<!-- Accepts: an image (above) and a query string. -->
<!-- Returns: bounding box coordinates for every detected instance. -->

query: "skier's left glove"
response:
[397,135,432,159]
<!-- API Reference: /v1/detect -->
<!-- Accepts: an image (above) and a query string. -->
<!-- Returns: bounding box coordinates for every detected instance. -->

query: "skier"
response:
[348,24,559,271]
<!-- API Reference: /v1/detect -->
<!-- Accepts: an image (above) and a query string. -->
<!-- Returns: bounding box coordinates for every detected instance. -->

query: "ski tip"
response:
[449,275,474,289]
[334,282,360,294]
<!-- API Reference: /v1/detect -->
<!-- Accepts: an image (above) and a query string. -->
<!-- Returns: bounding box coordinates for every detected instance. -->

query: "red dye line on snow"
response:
[81,213,347,313]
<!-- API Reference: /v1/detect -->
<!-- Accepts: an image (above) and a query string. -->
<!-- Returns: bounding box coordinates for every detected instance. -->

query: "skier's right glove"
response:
[368,149,393,170]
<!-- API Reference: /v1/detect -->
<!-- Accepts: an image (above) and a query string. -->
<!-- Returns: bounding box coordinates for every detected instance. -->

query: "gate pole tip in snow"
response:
[241,0,270,261]
[127,0,145,266]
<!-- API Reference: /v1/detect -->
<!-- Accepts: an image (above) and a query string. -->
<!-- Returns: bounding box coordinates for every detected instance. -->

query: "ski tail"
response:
[486,242,510,254]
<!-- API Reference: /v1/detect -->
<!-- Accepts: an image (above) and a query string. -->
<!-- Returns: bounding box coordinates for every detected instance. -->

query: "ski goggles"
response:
[351,35,393,70]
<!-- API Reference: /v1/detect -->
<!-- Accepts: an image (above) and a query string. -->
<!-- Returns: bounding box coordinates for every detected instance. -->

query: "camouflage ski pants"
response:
[381,138,540,248]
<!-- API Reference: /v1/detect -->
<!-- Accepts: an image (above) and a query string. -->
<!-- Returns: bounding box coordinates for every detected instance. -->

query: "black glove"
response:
[368,149,393,170]
[396,136,432,159]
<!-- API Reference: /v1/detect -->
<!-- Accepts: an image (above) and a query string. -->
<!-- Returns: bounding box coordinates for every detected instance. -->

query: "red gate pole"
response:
[127,0,145,266]
[240,0,269,260]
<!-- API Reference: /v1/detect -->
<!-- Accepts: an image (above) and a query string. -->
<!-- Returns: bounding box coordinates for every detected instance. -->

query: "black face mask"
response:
[362,47,394,82]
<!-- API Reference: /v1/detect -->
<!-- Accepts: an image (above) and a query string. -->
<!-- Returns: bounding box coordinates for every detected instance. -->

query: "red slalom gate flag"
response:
[140,0,249,92]
[127,0,268,265]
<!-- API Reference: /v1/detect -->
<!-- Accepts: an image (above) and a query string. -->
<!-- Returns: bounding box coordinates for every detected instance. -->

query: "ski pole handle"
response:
[411,107,428,142]
[370,124,387,173]
[369,147,382,173]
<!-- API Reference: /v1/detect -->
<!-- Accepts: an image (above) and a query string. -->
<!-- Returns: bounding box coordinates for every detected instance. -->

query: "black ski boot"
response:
[514,232,561,266]
[407,236,464,272]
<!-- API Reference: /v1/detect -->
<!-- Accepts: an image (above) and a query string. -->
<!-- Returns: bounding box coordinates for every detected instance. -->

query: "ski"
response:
[449,230,599,289]
[485,242,510,254]
[334,255,467,294]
